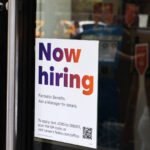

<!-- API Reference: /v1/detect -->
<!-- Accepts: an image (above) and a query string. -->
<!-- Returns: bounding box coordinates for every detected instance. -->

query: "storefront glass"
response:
[34,0,150,150]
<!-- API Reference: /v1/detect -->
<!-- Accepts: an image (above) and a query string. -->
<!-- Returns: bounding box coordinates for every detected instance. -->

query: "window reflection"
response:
[35,0,150,150]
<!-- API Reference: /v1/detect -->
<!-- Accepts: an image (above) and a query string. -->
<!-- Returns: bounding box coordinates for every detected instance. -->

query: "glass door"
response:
[16,0,150,150]
[33,1,150,150]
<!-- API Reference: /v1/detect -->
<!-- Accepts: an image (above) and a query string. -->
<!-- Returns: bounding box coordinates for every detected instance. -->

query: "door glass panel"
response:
[34,0,150,150]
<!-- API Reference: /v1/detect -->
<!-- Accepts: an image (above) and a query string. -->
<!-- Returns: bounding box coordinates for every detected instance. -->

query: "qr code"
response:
[83,127,92,139]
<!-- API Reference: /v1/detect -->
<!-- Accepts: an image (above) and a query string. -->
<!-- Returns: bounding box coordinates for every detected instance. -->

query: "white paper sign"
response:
[139,14,148,28]
[34,38,99,148]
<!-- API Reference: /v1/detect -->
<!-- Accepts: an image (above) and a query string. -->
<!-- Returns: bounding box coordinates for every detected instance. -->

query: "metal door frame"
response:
[6,0,36,150]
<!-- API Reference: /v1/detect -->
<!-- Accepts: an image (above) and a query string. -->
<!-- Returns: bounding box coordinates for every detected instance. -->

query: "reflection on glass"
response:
[35,0,150,150]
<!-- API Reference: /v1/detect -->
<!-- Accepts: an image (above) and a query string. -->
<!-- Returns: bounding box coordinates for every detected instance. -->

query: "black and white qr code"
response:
[83,127,92,139]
